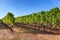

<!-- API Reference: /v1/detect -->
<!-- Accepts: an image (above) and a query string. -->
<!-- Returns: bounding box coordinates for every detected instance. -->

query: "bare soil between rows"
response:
[0,29,60,40]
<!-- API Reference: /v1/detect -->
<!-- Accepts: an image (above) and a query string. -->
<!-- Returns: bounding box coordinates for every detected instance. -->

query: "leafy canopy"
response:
[2,12,15,25]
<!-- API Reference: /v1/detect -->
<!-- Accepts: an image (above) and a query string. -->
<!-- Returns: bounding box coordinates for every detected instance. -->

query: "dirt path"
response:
[0,29,60,40]
[17,33,60,40]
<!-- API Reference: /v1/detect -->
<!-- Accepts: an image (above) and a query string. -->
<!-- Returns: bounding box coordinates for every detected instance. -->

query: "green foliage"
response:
[2,12,15,25]
[15,7,60,27]
[1,7,60,27]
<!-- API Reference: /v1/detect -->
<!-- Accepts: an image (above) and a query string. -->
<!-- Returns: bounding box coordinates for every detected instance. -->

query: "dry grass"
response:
[11,37,20,40]
[12,27,35,33]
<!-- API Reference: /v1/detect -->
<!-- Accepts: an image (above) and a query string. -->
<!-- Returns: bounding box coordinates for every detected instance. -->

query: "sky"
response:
[0,0,60,19]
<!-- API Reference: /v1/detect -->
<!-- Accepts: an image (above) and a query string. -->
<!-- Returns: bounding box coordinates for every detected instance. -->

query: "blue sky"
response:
[0,0,60,18]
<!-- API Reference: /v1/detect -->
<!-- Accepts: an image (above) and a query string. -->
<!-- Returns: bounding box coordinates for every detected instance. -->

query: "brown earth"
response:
[0,29,60,40]
[0,20,60,40]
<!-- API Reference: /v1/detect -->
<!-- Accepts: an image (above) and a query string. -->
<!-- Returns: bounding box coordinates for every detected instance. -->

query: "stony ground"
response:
[0,29,60,40]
